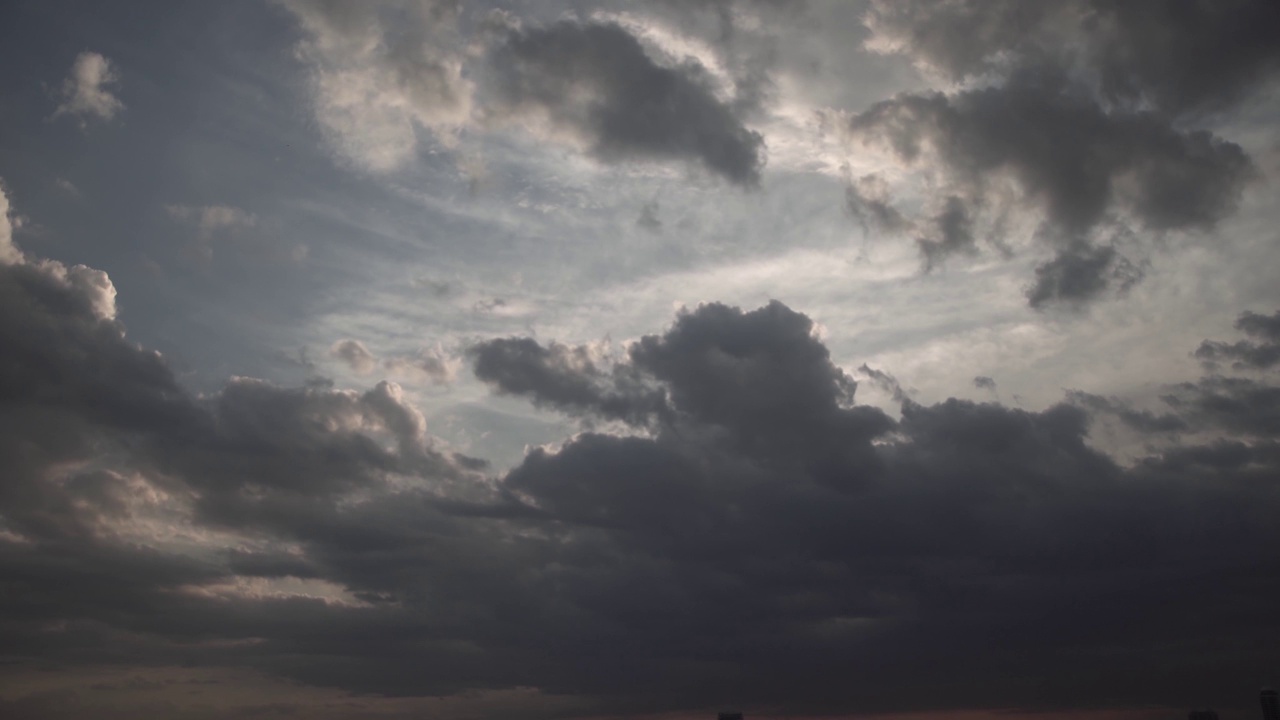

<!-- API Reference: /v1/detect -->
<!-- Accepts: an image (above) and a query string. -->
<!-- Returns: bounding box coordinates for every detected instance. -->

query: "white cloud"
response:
[384,345,458,385]
[0,180,117,318]
[0,180,20,265]
[166,204,257,237]
[54,51,124,123]
[280,0,472,172]
[55,177,82,197]
[330,338,378,374]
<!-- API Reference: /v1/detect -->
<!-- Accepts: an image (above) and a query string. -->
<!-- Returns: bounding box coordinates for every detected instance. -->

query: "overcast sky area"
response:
[2,1,1280,719]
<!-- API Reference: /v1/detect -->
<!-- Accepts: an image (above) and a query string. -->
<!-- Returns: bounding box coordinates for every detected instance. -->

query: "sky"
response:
[1,1,1279,718]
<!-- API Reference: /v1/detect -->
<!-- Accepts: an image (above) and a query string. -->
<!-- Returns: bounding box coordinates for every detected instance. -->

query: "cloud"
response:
[1065,390,1187,434]
[844,73,1252,304]
[166,204,256,236]
[469,336,667,426]
[972,376,997,391]
[165,204,260,263]
[849,78,1253,240]
[636,200,663,233]
[848,2,1273,307]
[53,51,124,123]
[483,19,766,186]
[1026,243,1143,308]
[864,0,1280,116]
[3,177,1280,715]
[844,171,907,237]
[1195,310,1280,370]
[329,338,378,374]
[1162,374,1280,438]
[0,180,20,265]
[384,346,457,385]
[476,302,1280,711]
[279,0,472,171]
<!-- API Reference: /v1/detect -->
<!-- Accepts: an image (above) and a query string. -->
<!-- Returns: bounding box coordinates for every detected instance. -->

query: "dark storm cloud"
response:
[475,302,1280,712]
[484,20,765,186]
[865,0,1280,116]
[5,223,1280,716]
[1196,309,1280,370]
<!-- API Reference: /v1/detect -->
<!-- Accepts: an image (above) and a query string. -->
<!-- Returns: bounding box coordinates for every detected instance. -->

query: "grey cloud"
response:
[843,172,907,236]
[1235,310,1280,341]
[1079,0,1280,115]
[485,20,765,186]
[918,195,975,269]
[636,200,662,234]
[4,221,1280,717]
[849,77,1252,303]
[859,363,908,402]
[469,336,667,426]
[1196,309,1280,370]
[479,301,1280,711]
[850,6,1262,306]
[1162,375,1280,438]
[1066,390,1187,434]
[850,78,1254,240]
[864,1,1070,82]
[1026,244,1142,308]
[865,0,1280,116]
[973,375,996,391]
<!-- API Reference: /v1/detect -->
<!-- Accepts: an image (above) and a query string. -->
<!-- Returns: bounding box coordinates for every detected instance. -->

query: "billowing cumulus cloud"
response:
[3,198,1280,715]
[465,300,1280,712]
[483,19,766,186]
[53,51,124,123]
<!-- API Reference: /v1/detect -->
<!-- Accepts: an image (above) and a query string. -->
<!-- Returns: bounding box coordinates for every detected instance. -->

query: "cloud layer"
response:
[3,170,1277,714]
